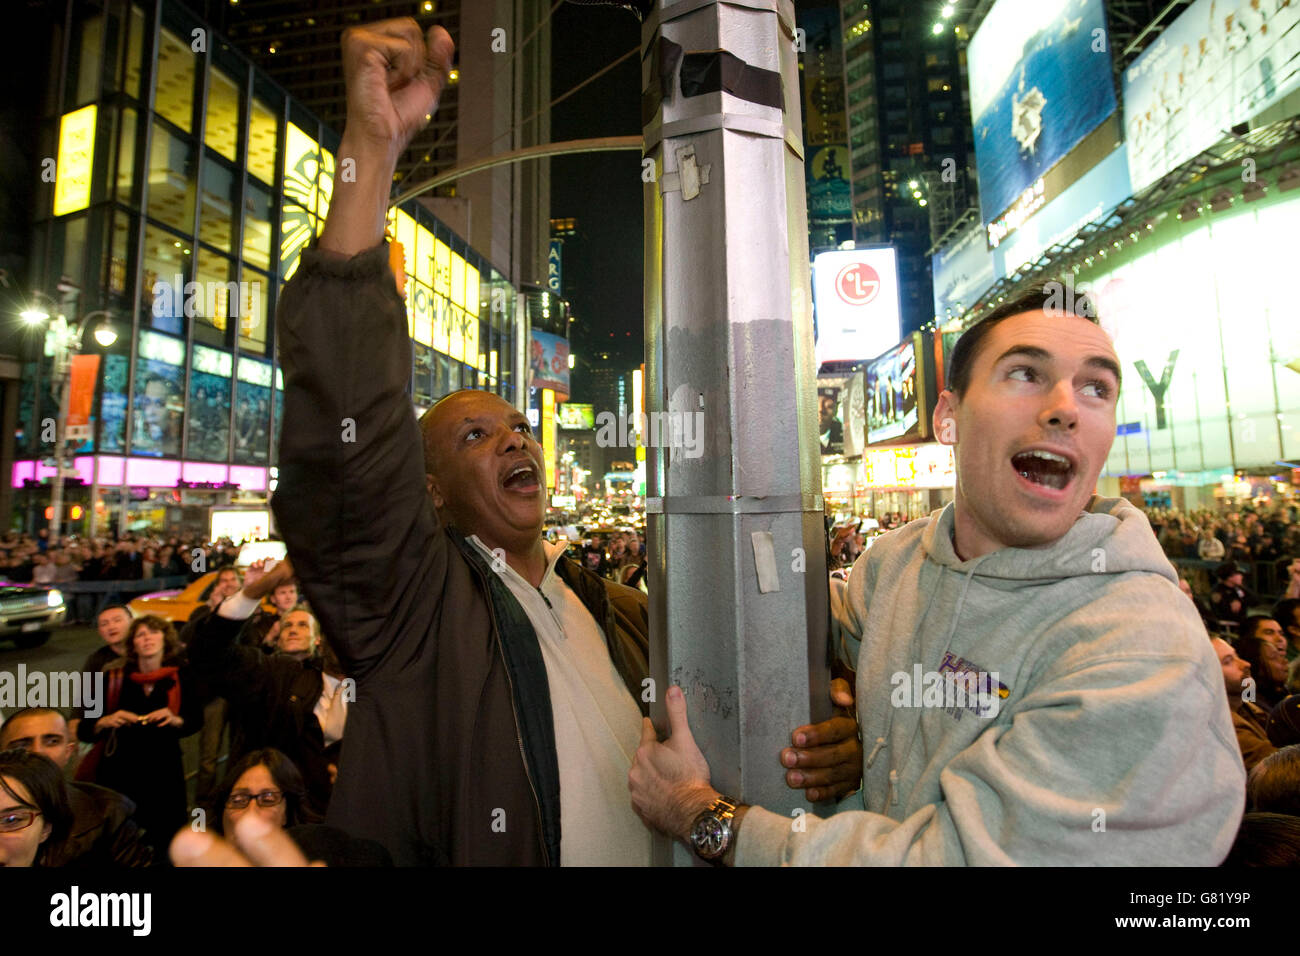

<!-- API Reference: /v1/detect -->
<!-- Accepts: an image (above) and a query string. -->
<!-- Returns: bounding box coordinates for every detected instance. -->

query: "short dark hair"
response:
[96,603,133,622]
[1247,745,1300,815]
[946,280,1102,397]
[1273,598,1300,632]
[0,707,68,739]
[1243,615,1278,643]
[0,749,74,861]
[1223,812,1300,867]
[210,747,320,834]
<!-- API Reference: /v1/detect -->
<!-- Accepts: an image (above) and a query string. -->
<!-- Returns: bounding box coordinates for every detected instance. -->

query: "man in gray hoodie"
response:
[629,283,1246,865]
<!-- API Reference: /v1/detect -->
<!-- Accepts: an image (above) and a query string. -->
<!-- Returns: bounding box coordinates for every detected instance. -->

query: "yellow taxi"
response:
[127,571,273,624]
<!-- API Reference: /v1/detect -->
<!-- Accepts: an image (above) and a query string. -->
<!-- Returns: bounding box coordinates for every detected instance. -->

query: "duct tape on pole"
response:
[642,0,829,866]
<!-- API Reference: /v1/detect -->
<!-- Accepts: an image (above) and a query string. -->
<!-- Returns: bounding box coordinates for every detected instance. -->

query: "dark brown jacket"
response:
[272,242,648,866]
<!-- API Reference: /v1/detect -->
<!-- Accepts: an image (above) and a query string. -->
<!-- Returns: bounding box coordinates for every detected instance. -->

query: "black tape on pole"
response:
[679,49,782,109]
[641,35,684,128]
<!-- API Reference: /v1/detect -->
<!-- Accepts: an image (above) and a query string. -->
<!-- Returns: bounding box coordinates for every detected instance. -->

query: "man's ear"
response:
[933,390,958,445]
[426,473,445,509]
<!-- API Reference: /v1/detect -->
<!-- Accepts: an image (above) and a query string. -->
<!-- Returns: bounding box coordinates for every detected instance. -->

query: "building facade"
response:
[19,0,523,538]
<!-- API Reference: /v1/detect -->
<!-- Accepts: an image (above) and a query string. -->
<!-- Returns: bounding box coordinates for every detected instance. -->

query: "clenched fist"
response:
[322,20,456,257]
[340,19,455,163]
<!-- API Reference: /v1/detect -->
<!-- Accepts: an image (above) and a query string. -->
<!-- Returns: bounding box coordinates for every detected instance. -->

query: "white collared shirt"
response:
[470,536,652,867]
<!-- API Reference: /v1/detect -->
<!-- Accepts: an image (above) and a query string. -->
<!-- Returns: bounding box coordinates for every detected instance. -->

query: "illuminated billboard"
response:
[812,248,901,367]
[53,105,97,217]
[968,0,1116,225]
[557,403,595,430]
[1123,0,1300,193]
[866,333,936,446]
[529,329,570,399]
[1081,191,1300,477]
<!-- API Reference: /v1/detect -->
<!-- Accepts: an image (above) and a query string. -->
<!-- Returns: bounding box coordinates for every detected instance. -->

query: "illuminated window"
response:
[205,67,241,163]
[147,123,196,233]
[248,97,278,185]
[199,156,236,253]
[154,27,195,133]
[241,181,273,271]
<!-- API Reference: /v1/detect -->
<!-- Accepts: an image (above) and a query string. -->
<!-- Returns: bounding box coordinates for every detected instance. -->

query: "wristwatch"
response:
[689,795,743,864]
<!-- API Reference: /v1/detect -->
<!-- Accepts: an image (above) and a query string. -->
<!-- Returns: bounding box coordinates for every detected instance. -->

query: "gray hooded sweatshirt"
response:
[736,496,1245,865]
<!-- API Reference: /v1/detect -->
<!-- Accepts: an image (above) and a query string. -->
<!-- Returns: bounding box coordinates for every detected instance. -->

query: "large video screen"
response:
[968,0,1117,225]
[867,336,921,445]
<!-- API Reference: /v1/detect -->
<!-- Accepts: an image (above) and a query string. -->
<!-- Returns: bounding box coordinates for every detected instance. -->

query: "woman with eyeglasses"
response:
[0,749,74,866]
[76,614,202,857]
[210,748,319,837]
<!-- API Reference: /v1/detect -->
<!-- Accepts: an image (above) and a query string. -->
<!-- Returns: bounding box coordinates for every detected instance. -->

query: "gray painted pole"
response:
[641,0,830,866]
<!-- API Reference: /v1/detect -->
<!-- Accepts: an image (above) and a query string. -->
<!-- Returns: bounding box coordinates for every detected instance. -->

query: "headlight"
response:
[47,590,63,608]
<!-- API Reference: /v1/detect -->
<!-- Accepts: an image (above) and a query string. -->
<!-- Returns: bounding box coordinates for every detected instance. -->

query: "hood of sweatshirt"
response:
[919,494,1177,587]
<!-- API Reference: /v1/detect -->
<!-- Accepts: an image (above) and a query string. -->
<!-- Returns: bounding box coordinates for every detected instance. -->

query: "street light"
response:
[932,22,945,35]
[942,4,956,18]
[23,301,120,544]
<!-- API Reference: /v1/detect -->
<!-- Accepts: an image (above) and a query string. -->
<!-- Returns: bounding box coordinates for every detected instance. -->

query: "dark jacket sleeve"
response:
[171,665,202,738]
[270,241,446,680]
[87,787,155,868]
[187,608,273,705]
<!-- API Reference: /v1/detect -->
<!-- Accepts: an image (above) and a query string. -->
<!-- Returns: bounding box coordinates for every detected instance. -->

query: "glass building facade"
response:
[21,0,522,536]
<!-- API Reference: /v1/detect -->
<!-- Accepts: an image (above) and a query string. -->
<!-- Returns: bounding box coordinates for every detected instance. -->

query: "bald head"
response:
[417,389,547,551]
[420,389,517,478]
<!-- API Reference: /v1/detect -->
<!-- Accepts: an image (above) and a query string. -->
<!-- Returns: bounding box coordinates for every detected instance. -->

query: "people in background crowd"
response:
[0,709,152,867]
[1214,635,1277,772]
[0,748,73,867]
[75,614,202,858]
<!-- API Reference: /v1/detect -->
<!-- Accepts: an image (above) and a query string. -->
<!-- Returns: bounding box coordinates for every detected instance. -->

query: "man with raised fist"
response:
[258,17,858,868]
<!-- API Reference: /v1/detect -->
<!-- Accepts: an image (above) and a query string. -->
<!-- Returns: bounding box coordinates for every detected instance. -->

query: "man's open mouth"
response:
[1011,449,1075,491]
[502,462,540,492]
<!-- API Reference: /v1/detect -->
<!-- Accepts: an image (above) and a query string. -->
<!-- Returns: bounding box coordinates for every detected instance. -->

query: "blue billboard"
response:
[968,0,1117,225]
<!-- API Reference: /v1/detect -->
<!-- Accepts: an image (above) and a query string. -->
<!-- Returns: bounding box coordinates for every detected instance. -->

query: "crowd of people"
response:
[0,530,242,587]
[0,550,375,867]
[4,15,1300,871]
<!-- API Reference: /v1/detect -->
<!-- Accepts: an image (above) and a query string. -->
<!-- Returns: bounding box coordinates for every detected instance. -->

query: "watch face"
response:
[692,815,726,857]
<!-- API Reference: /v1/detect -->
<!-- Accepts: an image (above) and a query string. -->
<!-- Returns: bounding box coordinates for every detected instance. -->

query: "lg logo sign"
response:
[835,262,881,306]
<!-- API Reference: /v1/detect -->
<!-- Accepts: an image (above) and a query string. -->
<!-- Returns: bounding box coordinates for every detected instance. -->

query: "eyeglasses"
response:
[0,809,42,833]
[225,789,285,809]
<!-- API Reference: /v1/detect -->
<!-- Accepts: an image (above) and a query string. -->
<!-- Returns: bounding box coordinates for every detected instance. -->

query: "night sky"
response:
[549,4,644,385]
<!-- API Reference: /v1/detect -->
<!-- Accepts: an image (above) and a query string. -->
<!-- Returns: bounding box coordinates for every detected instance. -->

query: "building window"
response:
[147,123,196,233]
[199,155,236,253]
[238,269,270,354]
[98,354,130,454]
[73,14,104,109]
[154,27,196,134]
[248,97,279,187]
[234,357,272,465]
[141,222,190,336]
[193,248,235,348]
[205,67,242,164]
[188,344,232,462]
[241,181,273,272]
[133,330,186,458]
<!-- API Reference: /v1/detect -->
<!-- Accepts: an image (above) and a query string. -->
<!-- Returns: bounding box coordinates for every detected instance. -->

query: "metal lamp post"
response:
[23,299,117,545]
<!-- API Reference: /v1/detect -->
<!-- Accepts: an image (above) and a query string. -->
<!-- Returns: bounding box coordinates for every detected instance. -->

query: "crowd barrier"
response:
[1169,558,1293,605]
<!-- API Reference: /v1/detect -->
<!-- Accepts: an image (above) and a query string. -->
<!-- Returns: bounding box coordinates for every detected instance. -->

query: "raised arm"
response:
[271,21,456,677]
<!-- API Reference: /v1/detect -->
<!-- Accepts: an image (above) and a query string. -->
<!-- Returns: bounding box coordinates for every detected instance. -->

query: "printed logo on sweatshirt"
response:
[889,653,1010,720]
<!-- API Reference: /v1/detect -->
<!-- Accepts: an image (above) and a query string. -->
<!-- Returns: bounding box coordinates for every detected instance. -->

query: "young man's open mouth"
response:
[1010,446,1077,497]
